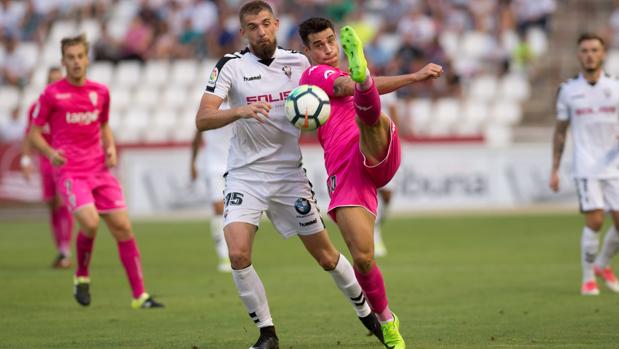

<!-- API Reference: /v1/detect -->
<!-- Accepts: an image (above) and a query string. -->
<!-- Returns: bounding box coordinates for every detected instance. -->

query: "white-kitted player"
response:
[550,32,619,296]
[191,101,233,273]
[194,2,383,349]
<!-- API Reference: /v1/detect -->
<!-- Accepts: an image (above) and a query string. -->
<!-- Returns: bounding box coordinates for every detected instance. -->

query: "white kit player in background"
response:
[191,100,233,273]
[374,91,399,258]
[550,33,619,296]
[194,2,383,349]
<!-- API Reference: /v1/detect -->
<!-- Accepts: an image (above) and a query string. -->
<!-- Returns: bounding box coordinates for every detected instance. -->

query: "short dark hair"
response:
[239,1,274,26]
[578,32,606,48]
[299,17,335,46]
[60,33,89,56]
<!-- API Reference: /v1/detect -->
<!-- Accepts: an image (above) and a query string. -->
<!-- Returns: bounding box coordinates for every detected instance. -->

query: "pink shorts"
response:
[57,171,127,213]
[39,156,56,202]
[327,122,401,222]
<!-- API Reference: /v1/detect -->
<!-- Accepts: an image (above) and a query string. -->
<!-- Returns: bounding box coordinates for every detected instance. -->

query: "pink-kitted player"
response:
[28,34,163,309]
[21,66,74,269]
[299,18,442,349]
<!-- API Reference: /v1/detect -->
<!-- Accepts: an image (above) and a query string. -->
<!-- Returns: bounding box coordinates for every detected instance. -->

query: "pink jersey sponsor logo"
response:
[65,110,100,125]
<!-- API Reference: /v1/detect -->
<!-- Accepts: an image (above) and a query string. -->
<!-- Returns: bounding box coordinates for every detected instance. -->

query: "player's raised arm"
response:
[332,63,443,98]
[195,93,271,131]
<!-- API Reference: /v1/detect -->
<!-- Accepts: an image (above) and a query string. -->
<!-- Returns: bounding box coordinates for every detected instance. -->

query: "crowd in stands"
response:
[0,0,556,143]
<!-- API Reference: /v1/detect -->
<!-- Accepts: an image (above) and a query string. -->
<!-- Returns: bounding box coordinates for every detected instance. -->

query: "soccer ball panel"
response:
[285,85,331,131]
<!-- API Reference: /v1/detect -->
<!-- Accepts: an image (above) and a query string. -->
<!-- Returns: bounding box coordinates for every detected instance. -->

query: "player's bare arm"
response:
[332,63,443,98]
[28,125,66,166]
[196,93,272,131]
[101,122,117,168]
[550,119,570,192]
[190,130,202,181]
[20,134,34,181]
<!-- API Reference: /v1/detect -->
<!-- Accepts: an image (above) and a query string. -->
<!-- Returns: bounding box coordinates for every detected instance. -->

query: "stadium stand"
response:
[0,0,558,145]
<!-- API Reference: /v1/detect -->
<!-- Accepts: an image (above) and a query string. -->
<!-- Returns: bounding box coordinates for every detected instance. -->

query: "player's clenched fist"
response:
[413,63,443,82]
[238,102,272,123]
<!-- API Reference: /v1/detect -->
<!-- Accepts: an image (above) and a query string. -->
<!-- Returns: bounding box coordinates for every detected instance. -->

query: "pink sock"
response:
[354,78,381,126]
[58,205,73,256]
[75,232,94,277]
[118,239,145,299]
[354,261,393,322]
[50,206,62,253]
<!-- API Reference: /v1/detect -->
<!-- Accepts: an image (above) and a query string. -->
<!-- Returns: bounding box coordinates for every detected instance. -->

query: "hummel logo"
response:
[244,74,262,81]
[354,103,373,112]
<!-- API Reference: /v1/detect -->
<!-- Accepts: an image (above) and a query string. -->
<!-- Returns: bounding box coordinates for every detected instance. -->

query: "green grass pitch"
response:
[2,213,619,348]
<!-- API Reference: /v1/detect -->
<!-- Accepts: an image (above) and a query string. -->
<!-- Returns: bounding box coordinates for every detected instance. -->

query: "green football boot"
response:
[340,25,368,83]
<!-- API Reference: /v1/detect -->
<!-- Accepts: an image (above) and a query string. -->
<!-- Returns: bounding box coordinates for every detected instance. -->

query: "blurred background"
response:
[0,0,615,219]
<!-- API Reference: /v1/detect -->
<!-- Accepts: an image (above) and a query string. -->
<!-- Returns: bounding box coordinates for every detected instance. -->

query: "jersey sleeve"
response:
[556,84,569,121]
[100,87,110,124]
[299,64,347,98]
[32,88,53,127]
[205,55,235,100]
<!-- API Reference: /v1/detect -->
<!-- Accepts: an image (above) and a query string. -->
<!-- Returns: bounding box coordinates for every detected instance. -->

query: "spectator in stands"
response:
[93,21,122,63]
[121,14,154,61]
[365,30,393,75]
[1,34,32,87]
[151,20,176,59]
[511,0,556,35]
[205,13,238,59]
[607,0,619,49]
[18,0,46,44]
[177,17,202,58]
[0,106,25,142]
[188,0,218,35]
[0,0,25,36]
[397,5,437,49]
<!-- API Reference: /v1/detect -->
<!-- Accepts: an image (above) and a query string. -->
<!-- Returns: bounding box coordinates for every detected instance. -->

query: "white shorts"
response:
[575,178,619,212]
[223,167,325,238]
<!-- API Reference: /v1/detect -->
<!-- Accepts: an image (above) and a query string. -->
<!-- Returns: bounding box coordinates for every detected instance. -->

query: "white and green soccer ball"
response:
[285,84,331,131]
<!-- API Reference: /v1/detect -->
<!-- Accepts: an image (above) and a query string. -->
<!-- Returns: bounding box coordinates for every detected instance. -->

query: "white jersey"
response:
[206,47,310,175]
[557,73,619,178]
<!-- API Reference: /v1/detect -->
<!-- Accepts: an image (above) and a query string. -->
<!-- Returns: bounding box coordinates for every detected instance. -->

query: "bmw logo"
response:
[294,198,311,215]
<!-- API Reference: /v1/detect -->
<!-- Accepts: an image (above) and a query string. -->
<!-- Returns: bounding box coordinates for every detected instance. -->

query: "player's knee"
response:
[317,252,339,270]
[352,253,374,273]
[80,218,99,235]
[228,250,251,269]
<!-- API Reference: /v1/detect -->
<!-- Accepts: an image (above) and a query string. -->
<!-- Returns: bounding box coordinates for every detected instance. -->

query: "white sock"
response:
[210,215,228,260]
[328,254,372,317]
[596,226,619,269]
[232,265,273,328]
[582,226,600,282]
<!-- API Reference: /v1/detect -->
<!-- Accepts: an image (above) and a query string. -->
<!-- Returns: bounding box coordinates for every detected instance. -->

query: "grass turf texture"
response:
[2,213,619,348]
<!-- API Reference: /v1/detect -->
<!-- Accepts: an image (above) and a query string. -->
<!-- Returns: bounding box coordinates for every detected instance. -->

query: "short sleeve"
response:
[299,64,347,98]
[205,55,235,100]
[100,88,110,124]
[32,89,53,127]
[556,85,569,121]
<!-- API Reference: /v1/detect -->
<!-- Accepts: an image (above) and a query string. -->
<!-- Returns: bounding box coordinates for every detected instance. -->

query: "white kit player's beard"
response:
[251,39,277,60]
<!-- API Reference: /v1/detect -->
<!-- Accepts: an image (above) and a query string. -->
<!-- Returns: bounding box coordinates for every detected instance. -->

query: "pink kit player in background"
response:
[28,34,162,309]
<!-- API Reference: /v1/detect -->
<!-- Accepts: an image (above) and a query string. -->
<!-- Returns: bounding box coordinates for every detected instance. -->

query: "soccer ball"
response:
[285,84,331,131]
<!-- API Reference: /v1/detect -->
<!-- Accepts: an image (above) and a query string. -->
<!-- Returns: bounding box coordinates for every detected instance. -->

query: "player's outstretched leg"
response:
[595,226,619,292]
[341,26,382,127]
[118,239,164,309]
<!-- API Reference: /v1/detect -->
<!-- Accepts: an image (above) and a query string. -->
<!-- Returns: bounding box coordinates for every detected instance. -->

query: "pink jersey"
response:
[32,79,110,176]
[299,65,358,175]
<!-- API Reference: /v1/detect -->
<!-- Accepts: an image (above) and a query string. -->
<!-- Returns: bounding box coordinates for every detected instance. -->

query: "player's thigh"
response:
[334,206,375,257]
[267,175,325,239]
[362,119,401,188]
[101,210,133,241]
[90,172,127,213]
[73,204,100,236]
[358,113,391,164]
[575,178,605,213]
